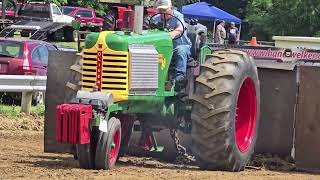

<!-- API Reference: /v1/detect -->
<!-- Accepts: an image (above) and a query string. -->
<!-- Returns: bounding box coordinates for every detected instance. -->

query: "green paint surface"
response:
[200,45,213,64]
[85,32,100,49]
[105,30,174,97]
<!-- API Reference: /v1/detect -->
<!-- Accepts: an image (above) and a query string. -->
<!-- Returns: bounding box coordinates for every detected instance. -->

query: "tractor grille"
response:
[128,44,159,95]
[82,49,129,96]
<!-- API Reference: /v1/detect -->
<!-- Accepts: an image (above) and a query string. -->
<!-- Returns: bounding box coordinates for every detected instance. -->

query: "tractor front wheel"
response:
[95,117,122,170]
[191,49,260,171]
[76,127,99,169]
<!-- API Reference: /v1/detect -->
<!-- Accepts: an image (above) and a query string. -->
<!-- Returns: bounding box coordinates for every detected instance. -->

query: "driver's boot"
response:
[174,79,187,93]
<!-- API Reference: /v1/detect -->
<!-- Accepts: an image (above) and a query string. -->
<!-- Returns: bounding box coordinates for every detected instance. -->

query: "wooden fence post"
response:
[21,92,32,114]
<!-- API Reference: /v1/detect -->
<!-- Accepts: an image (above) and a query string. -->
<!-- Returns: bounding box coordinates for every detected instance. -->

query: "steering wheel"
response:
[149,12,186,40]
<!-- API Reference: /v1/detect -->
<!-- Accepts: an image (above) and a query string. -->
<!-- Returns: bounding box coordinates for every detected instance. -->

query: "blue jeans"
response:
[173,45,191,81]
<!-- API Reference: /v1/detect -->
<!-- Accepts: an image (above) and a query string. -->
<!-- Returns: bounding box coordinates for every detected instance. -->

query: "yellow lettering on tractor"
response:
[158,54,166,70]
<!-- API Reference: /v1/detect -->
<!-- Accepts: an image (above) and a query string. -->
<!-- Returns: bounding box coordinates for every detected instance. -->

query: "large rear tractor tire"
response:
[191,49,260,171]
[95,117,122,170]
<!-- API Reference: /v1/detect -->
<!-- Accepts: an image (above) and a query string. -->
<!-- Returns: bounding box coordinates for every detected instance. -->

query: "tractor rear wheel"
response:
[191,49,260,171]
[95,117,122,170]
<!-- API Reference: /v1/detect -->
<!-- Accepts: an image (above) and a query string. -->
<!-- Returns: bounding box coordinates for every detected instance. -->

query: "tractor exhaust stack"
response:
[133,5,144,34]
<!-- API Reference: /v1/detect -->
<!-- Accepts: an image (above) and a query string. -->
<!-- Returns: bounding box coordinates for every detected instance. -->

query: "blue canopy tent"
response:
[181,2,241,23]
[181,2,242,41]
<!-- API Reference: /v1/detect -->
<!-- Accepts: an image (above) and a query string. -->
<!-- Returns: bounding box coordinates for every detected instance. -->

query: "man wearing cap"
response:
[153,0,192,87]
[227,22,239,45]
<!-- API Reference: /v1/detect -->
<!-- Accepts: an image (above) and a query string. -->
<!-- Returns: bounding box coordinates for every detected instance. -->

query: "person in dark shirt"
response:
[227,22,239,44]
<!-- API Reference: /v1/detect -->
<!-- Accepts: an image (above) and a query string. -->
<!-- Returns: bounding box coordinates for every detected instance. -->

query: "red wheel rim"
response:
[109,129,120,166]
[235,77,257,153]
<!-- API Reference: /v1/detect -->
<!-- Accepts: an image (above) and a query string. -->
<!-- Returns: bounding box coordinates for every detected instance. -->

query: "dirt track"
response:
[1,130,320,180]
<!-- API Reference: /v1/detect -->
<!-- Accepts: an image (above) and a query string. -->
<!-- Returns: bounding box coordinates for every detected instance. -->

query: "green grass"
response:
[55,41,85,49]
[0,105,45,118]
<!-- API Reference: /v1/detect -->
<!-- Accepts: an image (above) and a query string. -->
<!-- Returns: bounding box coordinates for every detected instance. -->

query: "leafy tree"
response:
[207,0,248,19]
[246,0,320,40]
[52,0,67,6]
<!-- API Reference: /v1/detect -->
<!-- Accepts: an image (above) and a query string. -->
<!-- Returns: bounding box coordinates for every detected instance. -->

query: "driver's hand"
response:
[169,29,183,39]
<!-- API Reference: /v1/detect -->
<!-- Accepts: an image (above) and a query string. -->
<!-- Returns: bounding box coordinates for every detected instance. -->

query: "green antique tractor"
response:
[52,7,260,171]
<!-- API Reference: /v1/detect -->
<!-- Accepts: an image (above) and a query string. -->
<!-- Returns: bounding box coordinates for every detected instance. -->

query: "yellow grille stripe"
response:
[102,79,127,83]
[82,82,95,87]
[83,60,97,65]
[102,67,126,71]
[83,77,97,81]
[83,66,97,70]
[103,73,127,77]
[103,56,128,61]
[103,62,127,66]
[83,71,97,75]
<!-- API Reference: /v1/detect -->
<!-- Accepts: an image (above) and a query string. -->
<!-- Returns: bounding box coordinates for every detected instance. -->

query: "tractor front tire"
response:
[191,49,260,171]
[76,144,95,169]
[95,117,122,170]
[76,127,100,169]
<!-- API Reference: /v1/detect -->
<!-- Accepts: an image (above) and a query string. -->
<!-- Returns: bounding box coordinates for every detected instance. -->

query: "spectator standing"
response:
[214,21,226,44]
[227,22,240,44]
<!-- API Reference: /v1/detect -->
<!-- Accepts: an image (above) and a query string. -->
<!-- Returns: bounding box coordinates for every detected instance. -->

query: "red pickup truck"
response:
[61,6,104,32]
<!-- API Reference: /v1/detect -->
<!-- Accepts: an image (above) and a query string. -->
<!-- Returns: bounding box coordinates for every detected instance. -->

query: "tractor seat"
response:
[185,20,208,60]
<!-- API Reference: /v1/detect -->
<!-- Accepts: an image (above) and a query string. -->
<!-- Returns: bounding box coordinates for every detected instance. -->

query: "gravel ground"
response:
[0,116,320,179]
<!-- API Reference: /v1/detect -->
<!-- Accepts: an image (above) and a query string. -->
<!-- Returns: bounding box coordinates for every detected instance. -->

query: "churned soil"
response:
[0,116,319,180]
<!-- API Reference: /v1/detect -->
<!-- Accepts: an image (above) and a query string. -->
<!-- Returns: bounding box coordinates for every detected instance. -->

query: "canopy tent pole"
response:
[238,24,242,38]
[238,23,242,44]
[213,20,216,43]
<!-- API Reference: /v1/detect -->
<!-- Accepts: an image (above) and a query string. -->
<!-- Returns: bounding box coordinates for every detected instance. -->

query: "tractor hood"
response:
[85,30,173,55]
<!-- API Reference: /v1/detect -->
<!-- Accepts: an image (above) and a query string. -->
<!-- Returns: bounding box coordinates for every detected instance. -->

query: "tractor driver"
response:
[154,0,192,88]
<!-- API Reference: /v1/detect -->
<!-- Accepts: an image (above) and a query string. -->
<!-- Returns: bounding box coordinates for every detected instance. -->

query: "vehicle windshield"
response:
[18,4,50,19]
[0,41,23,58]
[61,7,74,15]
[75,10,93,18]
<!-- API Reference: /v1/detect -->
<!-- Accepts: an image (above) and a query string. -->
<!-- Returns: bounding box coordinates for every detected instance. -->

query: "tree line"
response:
[209,0,320,41]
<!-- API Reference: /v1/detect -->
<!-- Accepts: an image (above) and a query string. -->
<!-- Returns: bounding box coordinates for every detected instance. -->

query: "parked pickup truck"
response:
[0,1,77,42]
[16,2,74,23]
[61,6,104,32]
